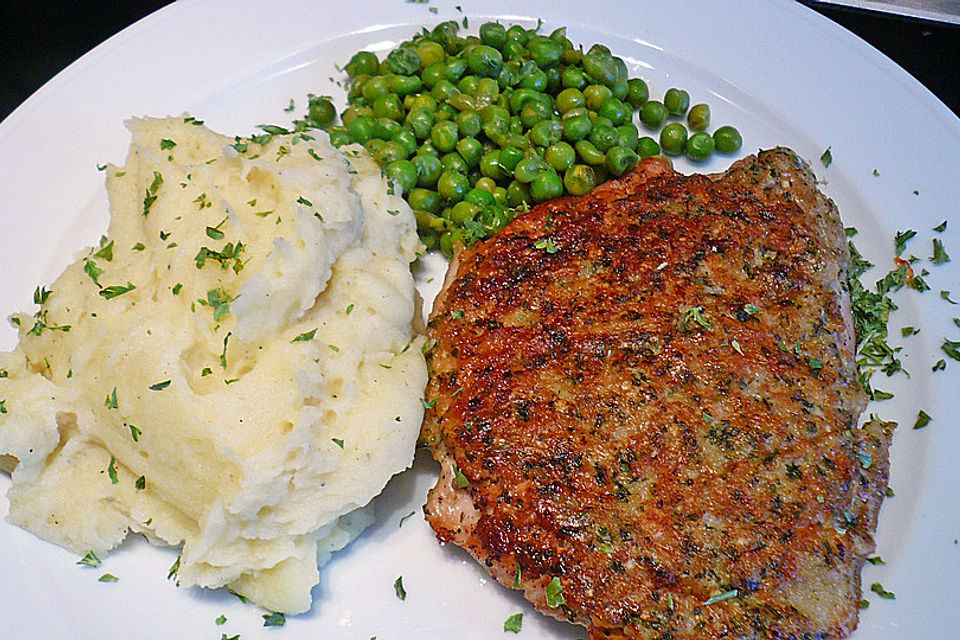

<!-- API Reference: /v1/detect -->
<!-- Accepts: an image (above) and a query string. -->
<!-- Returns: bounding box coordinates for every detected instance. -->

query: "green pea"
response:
[508,88,541,114]
[345,51,379,79]
[415,40,445,68]
[687,104,710,131]
[413,208,440,233]
[520,100,553,128]
[465,187,496,208]
[435,103,457,121]
[372,117,402,141]
[466,45,503,78]
[441,152,469,175]
[417,141,439,157]
[446,93,479,112]
[444,57,469,82]
[493,186,508,205]
[498,61,521,88]
[506,24,528,45]
[387,74,422,96]
[529,119,562,147]
[456,137,483,168]
[409,94,437,111]
[615,123,639,151]
[475,77,500,101]
[528,36,562,68]
[663,88,690,116]
[341,104,372,127]
[605,146,639,176]
[575,140,606,165]
[437,170,470,202]
[430,120,459,153]
[404,108,436,140]
[555,88,585,114]
[392,129,418,157]
[591,115,613,129]
[475,177,497,193]
[498,145,525,173]
[480,150,505,180]
[480,104,510,124]
[713,125,742,154]
[544,66,562,94]
[431,80,460,103]
[361,75,391,102]
[439,229,460,258]
[451,201,480,224]
[561,47,582,65]
[506,180,531,206]
[502,40,527,61]
[307,95,336,128]
[347,73,370,102]
[561,114,593,142]
[364,138,386,157]
[519,69,548,92]
[346,115,375,143]
[514,157,549,183]
[637,136,660,158]
[561,67,587,91]
[458,75,481,96]
[384,160,419,194]
[589,125,619,153]
[598,98,630,126]
[374,140,409,165]
[479,22,507,49]
[413,154,443,187]
[453,110,481,138]
[564,164,596,196]
[421,63,446,89]
[530,170,564,202]
[659,122,688,156]
[582,45,619,87]
[625,78,649,108]
[544,142,575,171]
[686,131,715,162]
[640,100,668,129]
[328,127,351,148]
[583,84,613,111]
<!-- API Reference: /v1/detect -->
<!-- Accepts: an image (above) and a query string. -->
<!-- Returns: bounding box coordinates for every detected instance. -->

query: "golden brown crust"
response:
[422,149,893,639]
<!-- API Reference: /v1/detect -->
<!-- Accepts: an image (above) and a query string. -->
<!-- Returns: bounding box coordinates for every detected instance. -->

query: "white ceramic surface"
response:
[1,1,958,638]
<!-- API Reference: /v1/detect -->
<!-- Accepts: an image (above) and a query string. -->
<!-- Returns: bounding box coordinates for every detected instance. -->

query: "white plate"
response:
[1,1,959,638]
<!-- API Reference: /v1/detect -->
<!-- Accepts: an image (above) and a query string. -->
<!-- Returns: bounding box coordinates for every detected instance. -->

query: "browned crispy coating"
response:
[421,148,894,640]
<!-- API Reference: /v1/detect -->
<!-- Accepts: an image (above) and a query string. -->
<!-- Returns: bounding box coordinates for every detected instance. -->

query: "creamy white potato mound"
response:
[0,116,426,614]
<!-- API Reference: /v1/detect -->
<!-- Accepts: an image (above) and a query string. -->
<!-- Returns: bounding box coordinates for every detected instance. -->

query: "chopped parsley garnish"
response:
[215,615,227,626]
[98,573,119,583]
[193,193,212,209]
[205,226,225,241]
[703,589,739,605]
[77,551,101,568]
[545,576,565,608]
[262,612,286,627]
[933,220,948,232]
[901,326,918,337]
[99,282,136,300]
[534,238,559,253]
[220,332,232,369]
[104,387,118,409]
[387,209,399,216]
[893,229,916,257]
[128,424,141,441]
[450,310,465,319]
[394,576,407,600]
[820,146,832,167]
[513,562,521,588]
[454,467,470,488]
[399,511,416,527]
[683,305,712,330]
[331,438,344,449]
[933,359,947,372]
[913,410,932,429]
[870,582,895,599]
[135,475,146,490]
[345,303,355,315]
[504,613,523,633]
[149,380,171,391]
[132,242,145,251]
[106,456,119,484]
[296,196,313,207]
[160,138,177,150]
[420,397,438,410]
[942,338,960,362]
[328,344,340,352]
[0,400,6,415]
[94,239,114,262]
[200,287,235,321]
[33,286,51,305]
[866,556,886,565]
[291,329,317,343]
[194,242,245,273]
[83,258,104,287]
[941,290,958,305]
[931,238,951,264]
[172,283,182,295]
[168,556,181,580]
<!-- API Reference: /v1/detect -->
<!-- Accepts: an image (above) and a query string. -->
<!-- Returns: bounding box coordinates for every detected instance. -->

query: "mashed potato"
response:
[0,116,426,613]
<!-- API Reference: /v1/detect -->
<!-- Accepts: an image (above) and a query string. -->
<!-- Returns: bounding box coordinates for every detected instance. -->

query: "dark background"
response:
[0,1,957,122]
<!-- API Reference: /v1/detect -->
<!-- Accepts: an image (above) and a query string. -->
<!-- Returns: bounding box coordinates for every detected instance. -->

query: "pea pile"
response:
[302,20,742,257]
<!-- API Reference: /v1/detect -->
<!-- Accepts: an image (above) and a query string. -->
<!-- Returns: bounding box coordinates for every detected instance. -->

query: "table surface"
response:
[0,1,957,123]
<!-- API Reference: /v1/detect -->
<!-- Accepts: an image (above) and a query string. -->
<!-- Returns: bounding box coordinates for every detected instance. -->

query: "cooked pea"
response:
[529,119,562,147]
[421,63,446,89]
[441,152,469,175]
[544,142,576,171]
[430,80,460,104]
[446,93,478,112]
[409,94,437,111]
[455,110,482,138]
[687,104,710,131]
[383,46,421,76]
[437,170,470,202]
[372,93,404,121]
[361,75,390,102]
[458,75,481,96]
[528,36,563,68]
[444,57,468,82]
[345,51,379,79]
[417,140,439,157]
[493,186,508,204]
[374,140,409,165]
[663,88,690,116]
[640,100,668,129]
[498,145,525,173]
[575,140,606,165]
[466,45,503,78]
[341,104,372,127]
[605,146,639,176]
[347,74,370,102]
[480,150,505,180]
[561,114,593,142]
[371,117,401,141]
[506,179,531,206]
[506,24,528,45]
[583,45,618,87]
[307,95,336,128]
[589,125,619,153]
[514,157,549,183]
[480,21,507,48]
[598,98,630,126]
[415,40,446,68]
[475,177,497,193]
[364,138,386,157]
[413,207,440,231]
[439,229,459,258]
[475,77,500,101]
[560,66,586,90]
[530,170,564,202]
[430,120,459,153]
[637,136,660,158]
[502,40,527,61]
[615,123,639,151]
[384,160,419,194]
[583,84,613,111]
[519,68,548,92]
[392,129,418,157]
[556,88,585,114]
[564,164,596,195]
[685,131,715,162]
[451,201,480,224]
[456,137,483,168]
[404,108,436,140]
[659,122,687,156]
[520,100,553,128]
[713,125,742,154]
[435,103,457,122]
[328,127,351,148]
[625,78,649,108]
[465,187,496,207]
[497,62,521,89]
[346,115,375,143]
[413,154,443,187]
[544,67,562,94]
